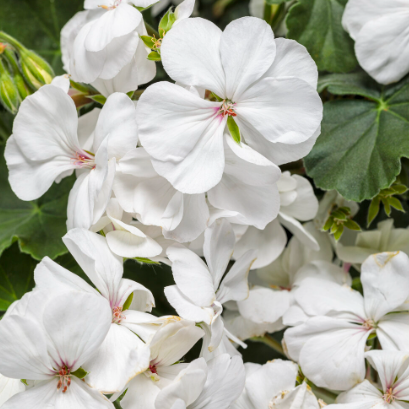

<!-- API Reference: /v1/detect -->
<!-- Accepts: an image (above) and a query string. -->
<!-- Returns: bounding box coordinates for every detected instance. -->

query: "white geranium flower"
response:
[120,319,204,409]
[137,16,322,194]
[165,219,257,354]
[342,0,409,84]
[0,290,113,409]
[328,350,409,409]
[0,374,25,407]
[91,198,162,258]
[113,147,210,243]
[284,251,409,391]
[336,219,409,266]
[34,228,157,393]
[232,359,320,409]
[232,173,320,270]
[4,86,138,230]
[62,0,156,85]
[225,226,338,339]
[154,354,245,409]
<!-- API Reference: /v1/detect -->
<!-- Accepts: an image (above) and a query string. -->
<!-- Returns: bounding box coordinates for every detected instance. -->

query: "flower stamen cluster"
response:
[112,306,125,324]
[56,367,71,393]
[218,100,237,118]
[72,150,95,169]
[383,387,395,403]
[99,0,122,10]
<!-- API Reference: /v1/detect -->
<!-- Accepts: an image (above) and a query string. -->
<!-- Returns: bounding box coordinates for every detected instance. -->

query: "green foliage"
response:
[305,73,409,202]
[286,0,357,73]
[0,243,36,311]
[322,206,360,241]
[227,116,241,144]
[0,146,74,260]
[0,0,83,74]
[367,182,407,227]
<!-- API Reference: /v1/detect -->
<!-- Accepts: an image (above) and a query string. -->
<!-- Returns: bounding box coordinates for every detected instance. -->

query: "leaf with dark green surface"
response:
[0,146,75,260]
[305,74,409,202]
[286,0,357,73]
[0,0,83,74]
[0,242,36,311]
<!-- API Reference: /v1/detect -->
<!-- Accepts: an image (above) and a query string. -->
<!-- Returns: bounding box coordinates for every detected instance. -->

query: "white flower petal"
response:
[246,360,298,409]
[83,324,150,393]
[361,252,409,321]
[161,18,225,97]
[264,38,318,89]
[237,286,290,324]
[137,82,225,194]
[235,77,322,145]
[43,291,111,371]
[85,4,142,52]
[234,219,287,269]
[221,17,276,101]
[355,11,409,84]
[217,250,257,304]
[167,244,216,306]
[0,374,25,407]
[284,317,370,390]
[204,219,236,290]
[121,374,160,409]
[63,228,123,303]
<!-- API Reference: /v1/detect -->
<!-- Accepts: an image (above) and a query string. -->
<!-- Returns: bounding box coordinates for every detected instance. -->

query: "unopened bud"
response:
[3,49,31,100]
[19,49,54,90]
[0,59,20,113]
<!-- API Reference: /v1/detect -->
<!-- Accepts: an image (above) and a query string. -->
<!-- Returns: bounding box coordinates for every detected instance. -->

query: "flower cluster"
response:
[1,0,409,408]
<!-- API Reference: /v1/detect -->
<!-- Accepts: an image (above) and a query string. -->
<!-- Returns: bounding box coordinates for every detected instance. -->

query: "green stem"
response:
[0,32,24,51]
[145,22,159,38]
[251,334,284,355]
[113,401,122,409]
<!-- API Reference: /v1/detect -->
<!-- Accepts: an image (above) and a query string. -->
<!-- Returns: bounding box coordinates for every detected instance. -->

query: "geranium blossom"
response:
[232,359,320,409]
[137,16,322,194]
[34,228,157,393]
[5,86,138,230]
[165,219,256,354]
[0,290,113,409]
[327,350,409,409]
[342,0,409,84]
[284,251,409,391]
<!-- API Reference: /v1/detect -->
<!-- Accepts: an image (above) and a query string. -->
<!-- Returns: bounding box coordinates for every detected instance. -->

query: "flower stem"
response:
[250,334,284,356]
[113,401,122,409]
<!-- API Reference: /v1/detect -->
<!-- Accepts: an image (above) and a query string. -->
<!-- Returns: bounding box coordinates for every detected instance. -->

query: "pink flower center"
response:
[149,364,158,374]
[383,387,395,403]
[72,150,95,169]
[362,319,375,330]
[218,101,237,118]
[56,367,71,393]
[112,306,125,324]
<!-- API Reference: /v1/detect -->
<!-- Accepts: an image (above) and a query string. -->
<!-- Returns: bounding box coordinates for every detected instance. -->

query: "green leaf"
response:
[305,76,409,202]
[0,0,84,74]
[140,35,156,49]
[322,216,333,231]
[344,219,361,231]
[388,196,405,213]
[71,367,88,379]
[333,224,344,241]
[0,146,74,260]
[147,51,161,61]
[367,197,380,227]
[122,292,133,311]
[318,71,381,99]
[286,0,357,73]
[382,198,391,216]
[159,9,175,37]
[390,184,408,195]
[88,94,107,105]
[227,116,241,144]
[0,243,36,311]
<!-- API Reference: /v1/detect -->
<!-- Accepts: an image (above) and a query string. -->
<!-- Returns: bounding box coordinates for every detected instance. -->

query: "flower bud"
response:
[19,49,54,90]
[0,58,20,113]
[3,49,31,99]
